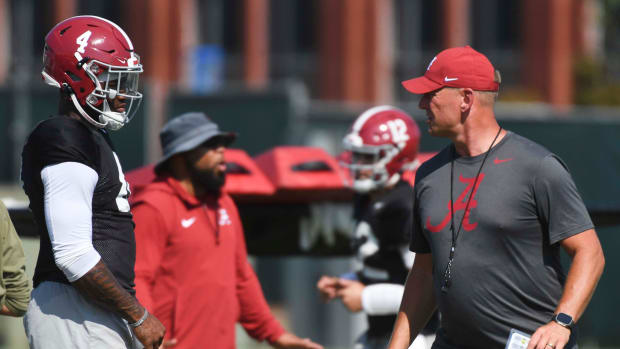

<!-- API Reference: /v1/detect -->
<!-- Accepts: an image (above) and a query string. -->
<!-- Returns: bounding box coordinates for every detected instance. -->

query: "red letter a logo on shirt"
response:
[425,173,485,233]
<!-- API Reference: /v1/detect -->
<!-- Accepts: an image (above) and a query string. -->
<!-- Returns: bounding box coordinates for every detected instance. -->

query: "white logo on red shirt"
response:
[181,217,196,228]
[219,209,232,226]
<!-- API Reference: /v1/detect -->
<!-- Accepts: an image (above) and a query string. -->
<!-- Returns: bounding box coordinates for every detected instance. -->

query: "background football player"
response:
[317,106,438,349]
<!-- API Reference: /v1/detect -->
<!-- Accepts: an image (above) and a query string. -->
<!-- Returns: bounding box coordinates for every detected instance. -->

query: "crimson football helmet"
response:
[42,16,143,130]
[342,106,420,193]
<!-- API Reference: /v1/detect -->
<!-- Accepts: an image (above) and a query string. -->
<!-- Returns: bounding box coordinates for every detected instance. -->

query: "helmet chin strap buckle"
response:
[61,83,73,94]
[76,56,90,69]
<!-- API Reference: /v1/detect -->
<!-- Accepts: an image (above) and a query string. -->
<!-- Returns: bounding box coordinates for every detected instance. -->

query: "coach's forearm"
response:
[72,260,145,323]
[388,253,436,349]
[390,309,414,348]
[557,229,605,322]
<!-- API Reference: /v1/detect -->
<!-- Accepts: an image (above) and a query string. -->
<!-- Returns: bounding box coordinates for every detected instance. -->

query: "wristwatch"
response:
[553,312,574,329]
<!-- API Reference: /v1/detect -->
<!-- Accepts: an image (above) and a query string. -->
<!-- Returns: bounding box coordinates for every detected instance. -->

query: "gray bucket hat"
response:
[154,112,236,172]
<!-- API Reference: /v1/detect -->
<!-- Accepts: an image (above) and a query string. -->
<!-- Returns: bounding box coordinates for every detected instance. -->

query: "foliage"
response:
[498,87,543,103]
[574,56,620,106]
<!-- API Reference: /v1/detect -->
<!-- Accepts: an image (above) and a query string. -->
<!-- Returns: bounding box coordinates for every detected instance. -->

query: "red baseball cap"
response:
[402,46,500,94]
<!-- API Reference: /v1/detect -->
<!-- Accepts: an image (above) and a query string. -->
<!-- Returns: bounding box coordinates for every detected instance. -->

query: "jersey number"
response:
[112,153,130,212]
[387,119,409,144]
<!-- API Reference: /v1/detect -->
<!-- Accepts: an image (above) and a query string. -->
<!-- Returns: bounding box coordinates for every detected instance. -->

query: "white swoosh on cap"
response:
[444,77,458,82]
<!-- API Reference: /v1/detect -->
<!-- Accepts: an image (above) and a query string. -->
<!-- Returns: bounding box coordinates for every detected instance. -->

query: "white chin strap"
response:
[352,172,400,194]
[100,114,125,131]
[99,98,128,131]
[70,93,107,128]
[352,178,377,193]
[101,114,126,131]
[70,93,127,131]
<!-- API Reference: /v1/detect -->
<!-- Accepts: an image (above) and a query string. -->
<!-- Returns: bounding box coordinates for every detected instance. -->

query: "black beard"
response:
[186,162,226,194]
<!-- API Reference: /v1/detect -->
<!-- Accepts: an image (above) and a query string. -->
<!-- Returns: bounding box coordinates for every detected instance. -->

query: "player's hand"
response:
[132,311,166,349]
[272,332,324,349]
[316,275,340,302]
[335,278,364,312]
[159,338,177,348]
[526,321,571,349]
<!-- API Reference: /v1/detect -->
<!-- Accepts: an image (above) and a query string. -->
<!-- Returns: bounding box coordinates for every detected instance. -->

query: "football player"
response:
[21,16,165,349]
[317,106,438,349]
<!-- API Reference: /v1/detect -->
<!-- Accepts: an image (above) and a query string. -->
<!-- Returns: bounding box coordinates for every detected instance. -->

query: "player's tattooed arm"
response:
[72,260,144,322]
[73,260,167,348]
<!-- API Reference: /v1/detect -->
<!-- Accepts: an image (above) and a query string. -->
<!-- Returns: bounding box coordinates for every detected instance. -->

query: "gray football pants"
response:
[23,281,143,349]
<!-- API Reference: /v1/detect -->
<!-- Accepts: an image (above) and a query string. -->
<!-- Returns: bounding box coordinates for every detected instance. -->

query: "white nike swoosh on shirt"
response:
[444,77,458,81]
[181,217,196,228]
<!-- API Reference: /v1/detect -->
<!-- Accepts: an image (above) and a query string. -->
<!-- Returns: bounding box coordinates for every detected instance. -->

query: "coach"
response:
[388,46,605,349]
[132,112,322,349]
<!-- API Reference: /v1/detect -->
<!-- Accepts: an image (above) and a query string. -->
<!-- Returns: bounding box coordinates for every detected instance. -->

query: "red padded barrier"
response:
[254,146,350,202]
[222,149,276,197]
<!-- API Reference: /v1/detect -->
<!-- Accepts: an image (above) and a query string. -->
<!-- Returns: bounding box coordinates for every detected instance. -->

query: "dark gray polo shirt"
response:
[411,131,592,349]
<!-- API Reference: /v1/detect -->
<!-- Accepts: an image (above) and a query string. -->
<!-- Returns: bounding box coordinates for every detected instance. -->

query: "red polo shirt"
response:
[132,176,284,349]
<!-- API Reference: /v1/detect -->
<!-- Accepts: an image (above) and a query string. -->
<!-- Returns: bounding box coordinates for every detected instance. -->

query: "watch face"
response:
[556,313,573,325]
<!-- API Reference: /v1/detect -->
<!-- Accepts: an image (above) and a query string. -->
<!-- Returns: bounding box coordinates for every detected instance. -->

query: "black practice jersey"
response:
[352,180,438,336]
[21,115,136,294]
[352,180,412,286]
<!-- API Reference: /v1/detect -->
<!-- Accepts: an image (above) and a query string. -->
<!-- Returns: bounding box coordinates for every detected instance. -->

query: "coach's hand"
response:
[133,311,166,349]
[526,321,570,349]
[272,332,324,349]
[335,279,364,312]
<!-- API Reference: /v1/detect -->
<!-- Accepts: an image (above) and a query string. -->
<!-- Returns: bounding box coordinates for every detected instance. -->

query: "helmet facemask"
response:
[79,58,143,131]
[341,139,400,193]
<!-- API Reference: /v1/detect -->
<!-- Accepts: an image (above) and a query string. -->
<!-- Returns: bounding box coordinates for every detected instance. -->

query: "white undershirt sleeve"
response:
[361,283,405,316]
[41,162,101,282]
[402,245,415,269]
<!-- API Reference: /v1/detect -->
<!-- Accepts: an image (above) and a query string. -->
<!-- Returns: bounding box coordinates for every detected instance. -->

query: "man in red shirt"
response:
[132,112,323,349]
